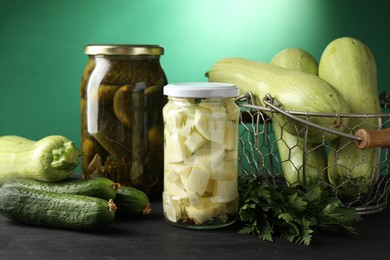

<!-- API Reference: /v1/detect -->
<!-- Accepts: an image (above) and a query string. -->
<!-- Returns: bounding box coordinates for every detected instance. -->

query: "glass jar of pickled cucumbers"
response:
[162,82,240,229]
[80,44,167,198]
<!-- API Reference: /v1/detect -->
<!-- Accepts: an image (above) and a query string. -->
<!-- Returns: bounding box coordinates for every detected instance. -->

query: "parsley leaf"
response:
[237,175,361,246]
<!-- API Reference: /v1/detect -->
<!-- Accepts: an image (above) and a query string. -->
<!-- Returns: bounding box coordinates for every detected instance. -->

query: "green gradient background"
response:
[1,0,389,149]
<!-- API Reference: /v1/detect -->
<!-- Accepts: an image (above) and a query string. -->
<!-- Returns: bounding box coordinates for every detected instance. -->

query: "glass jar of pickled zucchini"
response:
[80,44,167,198]
[162,82,240,229]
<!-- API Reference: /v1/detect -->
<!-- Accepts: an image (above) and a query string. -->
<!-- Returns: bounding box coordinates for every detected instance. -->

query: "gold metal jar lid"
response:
[84,44,164,56]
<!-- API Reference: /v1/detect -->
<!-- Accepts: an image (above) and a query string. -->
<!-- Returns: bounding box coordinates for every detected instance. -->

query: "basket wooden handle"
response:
[354,128,390,149]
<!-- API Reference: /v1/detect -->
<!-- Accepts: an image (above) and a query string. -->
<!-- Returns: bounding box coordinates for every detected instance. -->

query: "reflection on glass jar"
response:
[80,45,167,198]
[162,82,240,229]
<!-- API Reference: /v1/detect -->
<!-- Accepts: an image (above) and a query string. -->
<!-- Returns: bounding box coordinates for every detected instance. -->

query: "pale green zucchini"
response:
[270,48,327,189]
[207,57,350,143]
[0,135,81,185]
[319,37,382,197]
[270,48,318,75]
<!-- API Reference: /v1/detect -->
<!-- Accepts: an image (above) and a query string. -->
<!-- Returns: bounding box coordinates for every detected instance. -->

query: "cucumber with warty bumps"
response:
[0,186,117,231]
[115,186,151,216]
[1,177,119,201]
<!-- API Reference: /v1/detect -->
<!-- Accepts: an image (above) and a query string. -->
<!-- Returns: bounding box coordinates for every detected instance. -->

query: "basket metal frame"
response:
[237,92,390,214]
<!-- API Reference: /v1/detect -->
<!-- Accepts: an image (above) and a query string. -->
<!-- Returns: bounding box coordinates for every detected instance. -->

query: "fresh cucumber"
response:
[1,177,119,201]
[115,186,151,216]
[0,186,117,231]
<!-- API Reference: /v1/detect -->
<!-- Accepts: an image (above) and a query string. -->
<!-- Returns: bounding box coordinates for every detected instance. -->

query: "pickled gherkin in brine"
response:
[80,45,167,198]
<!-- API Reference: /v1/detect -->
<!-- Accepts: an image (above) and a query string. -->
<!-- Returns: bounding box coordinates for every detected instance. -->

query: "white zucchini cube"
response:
[170,163,191,176]
[181,118,194,137]
[211,160,236,180]
[186,167,211,196]
[164,180,187,199]
[166,170,180,183]
[224,123,238,150]
[194,108,212,140]
[205,179,214,194]
[184,148,225,172]
[166,132,187,163]
[193,106,228,145]
[187,190,201,207]
[225,101,239,120]
[212,178,238,203]
[199,102,227,113]
[163,192,183,222]
[209,111,227,145]
[184,131,206,154]
[185,202,226,225]
[171,110,186,128]
[179,169,191,190]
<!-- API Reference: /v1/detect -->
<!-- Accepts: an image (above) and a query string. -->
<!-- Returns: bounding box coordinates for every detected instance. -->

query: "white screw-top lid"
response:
[163,82,239,98]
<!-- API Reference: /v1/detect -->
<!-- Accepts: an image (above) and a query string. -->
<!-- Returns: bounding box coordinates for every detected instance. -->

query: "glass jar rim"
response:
[84,44,164,56]
[163,82,239,98]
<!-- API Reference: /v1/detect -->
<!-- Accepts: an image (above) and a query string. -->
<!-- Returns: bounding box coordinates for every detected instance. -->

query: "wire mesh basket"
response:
[237,91,390,215]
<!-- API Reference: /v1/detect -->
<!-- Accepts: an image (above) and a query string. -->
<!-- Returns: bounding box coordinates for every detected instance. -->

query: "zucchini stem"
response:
[51,140,81,171]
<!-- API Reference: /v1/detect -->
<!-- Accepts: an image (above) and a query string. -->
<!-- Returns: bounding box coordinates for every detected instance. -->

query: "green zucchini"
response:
[273,123,327,189]
[115,186,151,216]
[270,48,327,189]
[270,48,319,75]
[207,57,350,143]
[0,186,117,230]
[319,37,382,197]
[1,177,119,201]
[0,135,81,185]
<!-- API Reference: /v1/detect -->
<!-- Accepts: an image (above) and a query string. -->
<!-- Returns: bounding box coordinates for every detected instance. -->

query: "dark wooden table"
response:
[1,199,390,260]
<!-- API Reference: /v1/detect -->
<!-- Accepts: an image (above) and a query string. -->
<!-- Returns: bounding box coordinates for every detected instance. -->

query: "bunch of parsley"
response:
[237,175,362,246]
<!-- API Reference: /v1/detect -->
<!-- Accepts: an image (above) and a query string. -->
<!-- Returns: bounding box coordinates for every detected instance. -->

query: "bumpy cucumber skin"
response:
[115,186,151,216]
[1,177,118,201]
[0,186,116,231]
